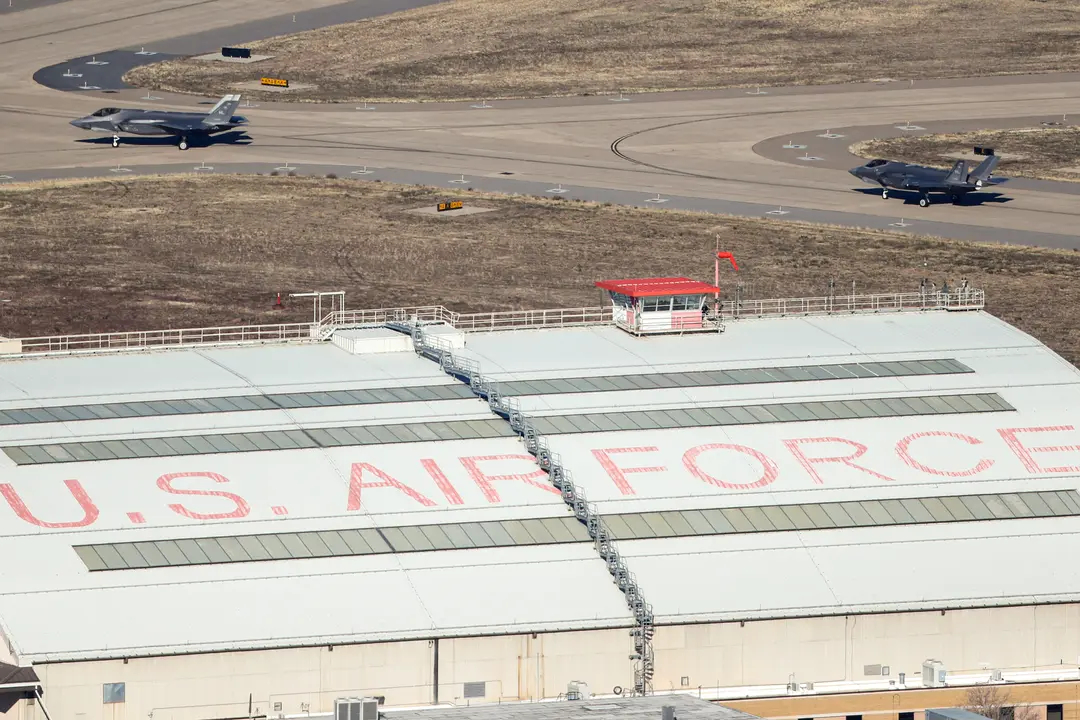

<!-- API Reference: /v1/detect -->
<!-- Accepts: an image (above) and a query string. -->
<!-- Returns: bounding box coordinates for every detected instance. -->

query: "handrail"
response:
[452,306,612,331]
[722,289,985,319]
[11,322,317,357]
[0,289,985,359]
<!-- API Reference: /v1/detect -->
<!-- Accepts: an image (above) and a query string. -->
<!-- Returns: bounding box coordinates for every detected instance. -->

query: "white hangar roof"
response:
[1,309,1079,662]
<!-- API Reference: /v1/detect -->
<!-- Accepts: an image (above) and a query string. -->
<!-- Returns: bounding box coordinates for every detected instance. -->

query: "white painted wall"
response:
[22,604,1080,720]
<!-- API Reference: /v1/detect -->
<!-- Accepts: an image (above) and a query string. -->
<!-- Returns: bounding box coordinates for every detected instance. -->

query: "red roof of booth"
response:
[595,277,721,298]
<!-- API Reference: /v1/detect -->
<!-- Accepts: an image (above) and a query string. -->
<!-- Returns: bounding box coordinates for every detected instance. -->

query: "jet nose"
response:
[849,167,861,177]
[70,118,86,128]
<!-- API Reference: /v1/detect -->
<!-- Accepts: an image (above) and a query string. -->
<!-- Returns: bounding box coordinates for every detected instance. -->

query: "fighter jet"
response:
[70,94,248,150]
[849,148,1001,207]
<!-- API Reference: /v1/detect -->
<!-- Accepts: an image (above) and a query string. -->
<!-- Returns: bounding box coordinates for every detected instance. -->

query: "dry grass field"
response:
[124,0,1080,102]
[2,175,1080,364]
[853,126,1080,182]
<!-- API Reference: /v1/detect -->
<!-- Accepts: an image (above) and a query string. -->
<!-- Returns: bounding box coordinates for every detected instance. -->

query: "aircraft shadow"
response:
[852,187,1011,206]
[76,131,252,148]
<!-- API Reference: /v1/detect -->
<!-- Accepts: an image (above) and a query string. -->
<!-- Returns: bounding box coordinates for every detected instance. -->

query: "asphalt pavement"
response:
[2,0,1079,249]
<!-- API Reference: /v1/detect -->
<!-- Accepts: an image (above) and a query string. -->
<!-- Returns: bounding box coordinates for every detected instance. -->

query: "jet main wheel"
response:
[111,136,119,148]
[881,189,889,199]
[918,196,930,208]
[178,138,189,151]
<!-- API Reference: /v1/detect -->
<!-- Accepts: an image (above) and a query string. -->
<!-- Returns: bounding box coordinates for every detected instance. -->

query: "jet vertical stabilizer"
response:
[945,160,967,185]
[968,153,1000,185]
[205,94,242,124]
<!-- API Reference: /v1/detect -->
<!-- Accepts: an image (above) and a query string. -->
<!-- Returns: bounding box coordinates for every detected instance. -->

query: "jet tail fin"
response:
[945,160,967,184]
[205,94,242,122]
[968,153,1000,185]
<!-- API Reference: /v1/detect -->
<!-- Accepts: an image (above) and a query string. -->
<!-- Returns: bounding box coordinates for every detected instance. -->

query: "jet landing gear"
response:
[178,137,189,151]
[881,189,889,199]
[918,194,931,208]
[111,135,120,148]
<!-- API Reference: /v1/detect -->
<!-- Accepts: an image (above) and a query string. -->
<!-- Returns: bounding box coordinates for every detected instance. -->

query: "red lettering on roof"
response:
[682,443,777,490]
[422,458,463,505]
[896,431,994,477]
[459,455,559,503]
[590,447,665,496]
[157,472,250,520]
[347,463,436,510]
[997,426,1080,474]
[783,437,894,484]
[0,479,99,528]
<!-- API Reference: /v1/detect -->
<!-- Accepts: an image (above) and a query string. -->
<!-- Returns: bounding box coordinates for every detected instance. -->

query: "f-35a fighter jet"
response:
[70,94,247,150]
[849,148,1001,207]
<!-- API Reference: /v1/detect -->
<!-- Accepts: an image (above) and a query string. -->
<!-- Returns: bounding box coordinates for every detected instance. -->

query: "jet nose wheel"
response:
[918,196,930,208]
[881,189,889,199]
[178,138,189,151]
[111,136,120,148]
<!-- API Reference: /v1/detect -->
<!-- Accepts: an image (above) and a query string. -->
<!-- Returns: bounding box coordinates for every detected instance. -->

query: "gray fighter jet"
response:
[70,94,248,150]
[849,148,1001,207]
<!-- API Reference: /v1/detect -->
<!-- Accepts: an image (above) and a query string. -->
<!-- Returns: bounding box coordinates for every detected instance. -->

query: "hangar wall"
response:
[652,604,1080,691]
[14,604,1080,720]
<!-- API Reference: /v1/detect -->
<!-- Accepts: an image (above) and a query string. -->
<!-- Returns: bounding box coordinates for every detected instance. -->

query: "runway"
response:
[2,0,1080,247]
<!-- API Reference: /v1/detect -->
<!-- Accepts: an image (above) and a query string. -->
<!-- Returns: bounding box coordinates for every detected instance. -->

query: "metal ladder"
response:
[405,324,655,695]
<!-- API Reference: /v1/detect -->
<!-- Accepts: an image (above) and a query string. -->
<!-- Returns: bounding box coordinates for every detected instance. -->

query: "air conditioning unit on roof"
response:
[922,659,946,687]
[334,698,378,720]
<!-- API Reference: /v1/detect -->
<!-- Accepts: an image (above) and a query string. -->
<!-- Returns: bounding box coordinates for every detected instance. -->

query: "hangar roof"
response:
[1,308,1079,662]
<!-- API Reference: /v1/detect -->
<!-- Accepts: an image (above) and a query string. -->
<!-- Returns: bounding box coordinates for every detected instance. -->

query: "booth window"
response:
[671,295,700,311]
[642,297,671,312]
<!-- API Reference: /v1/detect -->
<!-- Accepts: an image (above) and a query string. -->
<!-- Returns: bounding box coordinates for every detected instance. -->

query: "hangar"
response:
[2,281,1080,720]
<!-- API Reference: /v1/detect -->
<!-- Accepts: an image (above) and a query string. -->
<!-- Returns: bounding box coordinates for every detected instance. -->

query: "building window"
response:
[900,712,914,720]
[672,295,698,311]
[103,683,126,704]
[846,715,863,720]
[642,297,671,312]
[1048,705,1063,720]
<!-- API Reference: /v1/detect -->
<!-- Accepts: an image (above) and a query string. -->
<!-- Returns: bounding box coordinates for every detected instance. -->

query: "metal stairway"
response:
[402,322,655,695]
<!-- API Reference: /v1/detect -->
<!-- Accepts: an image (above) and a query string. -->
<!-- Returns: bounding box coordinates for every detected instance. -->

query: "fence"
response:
[11,322,316,357]
[0,289,985,359]
[723,288,985,319]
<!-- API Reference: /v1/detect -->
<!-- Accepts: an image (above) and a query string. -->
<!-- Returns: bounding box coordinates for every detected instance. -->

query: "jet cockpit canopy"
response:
[864,159,888,168]
[90,108,121,117]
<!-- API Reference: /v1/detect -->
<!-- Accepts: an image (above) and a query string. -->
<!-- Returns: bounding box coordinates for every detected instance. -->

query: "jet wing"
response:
[886,173,950,193]
[152,121,199,136]
[117,118,196,135]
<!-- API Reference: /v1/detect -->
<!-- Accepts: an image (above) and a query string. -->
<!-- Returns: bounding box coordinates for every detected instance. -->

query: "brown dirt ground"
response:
[852,126,1080,183]
[124,0,1080,103]
[1,175,1079,365]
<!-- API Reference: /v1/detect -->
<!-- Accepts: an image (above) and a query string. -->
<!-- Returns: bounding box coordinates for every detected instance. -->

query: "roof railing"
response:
[0,288,985,359]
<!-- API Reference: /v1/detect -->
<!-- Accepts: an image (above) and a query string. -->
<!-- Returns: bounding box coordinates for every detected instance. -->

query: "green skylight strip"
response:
[75,489,1079,572]
[3,418,515,465]
[528,393,1012,436]
[0,383,475,427]
[495,358,973,397]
